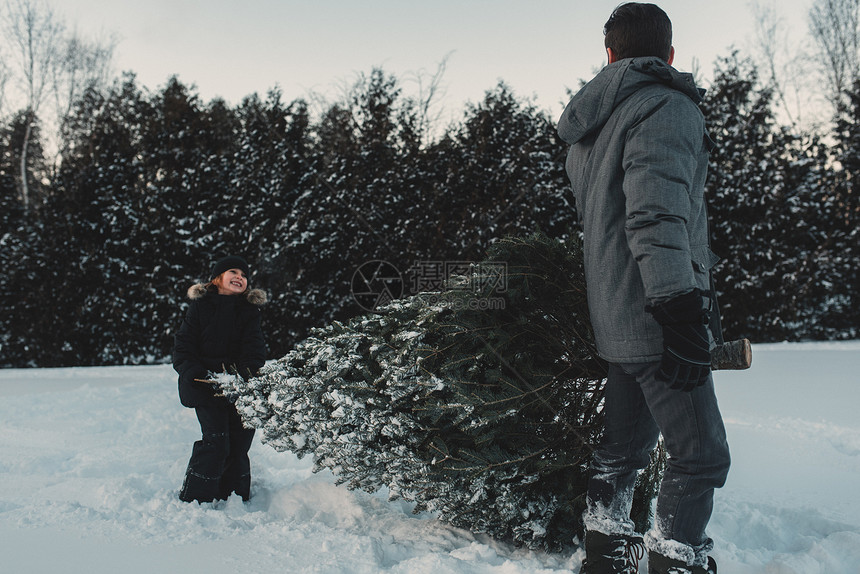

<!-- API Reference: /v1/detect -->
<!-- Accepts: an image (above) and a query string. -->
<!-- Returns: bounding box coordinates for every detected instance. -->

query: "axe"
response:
[708,276,752,371]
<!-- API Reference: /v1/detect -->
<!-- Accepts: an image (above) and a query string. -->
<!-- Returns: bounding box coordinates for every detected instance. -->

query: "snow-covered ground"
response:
[1,342,859,574]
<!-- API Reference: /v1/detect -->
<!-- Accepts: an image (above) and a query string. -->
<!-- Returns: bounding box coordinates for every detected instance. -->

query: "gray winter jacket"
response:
[557,57,719,363]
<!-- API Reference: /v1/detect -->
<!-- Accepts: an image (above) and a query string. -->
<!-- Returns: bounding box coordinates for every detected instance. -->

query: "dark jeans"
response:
[585,361,730,556]
[179,403,256,503]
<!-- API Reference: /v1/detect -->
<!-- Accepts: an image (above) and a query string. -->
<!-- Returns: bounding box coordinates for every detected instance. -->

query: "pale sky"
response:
[56,0,813,119]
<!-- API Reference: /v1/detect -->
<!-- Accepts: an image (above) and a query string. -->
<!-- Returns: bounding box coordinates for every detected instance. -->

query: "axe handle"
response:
[712,338,752,370]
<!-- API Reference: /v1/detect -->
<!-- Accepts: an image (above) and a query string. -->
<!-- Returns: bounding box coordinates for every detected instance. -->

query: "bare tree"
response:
[1,0,63,209]
[0,45,9,114]
[748,1,824,131]
[808,0,860,111]
[51,28,117,159]
[1,0,114,210]
[402,52,451,144]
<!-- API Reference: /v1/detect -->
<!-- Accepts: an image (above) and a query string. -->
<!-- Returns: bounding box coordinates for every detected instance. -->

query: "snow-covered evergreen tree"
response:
[230,90,313,358]
[268,69,437,349]
[216,233,661,551]
[0,112,60,366]
[426,82,576,260]
[0,115,38,366]
[46,77,162,365]
[823,79,860,338]
[702,52,841,341]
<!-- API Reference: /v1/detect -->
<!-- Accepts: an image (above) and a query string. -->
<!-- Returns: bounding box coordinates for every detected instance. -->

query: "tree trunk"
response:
[19,115,32,211]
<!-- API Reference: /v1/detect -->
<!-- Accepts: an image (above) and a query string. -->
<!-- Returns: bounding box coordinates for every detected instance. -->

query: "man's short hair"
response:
[604,3,672,62]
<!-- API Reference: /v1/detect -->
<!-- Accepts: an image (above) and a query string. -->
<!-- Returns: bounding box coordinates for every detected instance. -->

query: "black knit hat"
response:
[211,255,250,280]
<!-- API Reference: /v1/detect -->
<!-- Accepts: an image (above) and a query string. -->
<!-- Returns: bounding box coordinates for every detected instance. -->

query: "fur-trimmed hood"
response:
[186,283,268,306]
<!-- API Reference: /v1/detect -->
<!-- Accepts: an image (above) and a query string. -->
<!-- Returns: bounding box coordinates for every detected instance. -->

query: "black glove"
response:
[646,290,711,392]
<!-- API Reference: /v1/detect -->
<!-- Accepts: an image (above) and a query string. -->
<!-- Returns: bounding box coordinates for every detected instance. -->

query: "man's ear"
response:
[607,47,618,64]
[667,46,675,65]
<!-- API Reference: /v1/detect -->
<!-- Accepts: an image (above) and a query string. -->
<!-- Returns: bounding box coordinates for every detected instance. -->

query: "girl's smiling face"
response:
[215,268,248,295]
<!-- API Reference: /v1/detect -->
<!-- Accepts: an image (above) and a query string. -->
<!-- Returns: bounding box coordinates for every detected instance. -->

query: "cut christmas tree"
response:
[216,232,662,550]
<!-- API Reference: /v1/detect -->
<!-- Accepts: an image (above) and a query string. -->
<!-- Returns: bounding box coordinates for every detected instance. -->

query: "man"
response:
[556,3,730,574]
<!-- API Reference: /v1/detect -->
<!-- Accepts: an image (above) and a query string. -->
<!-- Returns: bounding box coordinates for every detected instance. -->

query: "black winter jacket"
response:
[172,283,267,408]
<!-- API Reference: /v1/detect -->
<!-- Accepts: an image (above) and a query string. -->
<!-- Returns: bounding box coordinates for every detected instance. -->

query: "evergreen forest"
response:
[1,50,858,368]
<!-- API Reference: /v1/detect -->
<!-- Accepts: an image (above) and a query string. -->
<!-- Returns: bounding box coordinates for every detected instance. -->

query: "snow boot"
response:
[217,427,254,501]
[218,470,251,501]
[647,551,717,574]
[178,438,225,503]
[581,530,645,573]
[178,466,221,503]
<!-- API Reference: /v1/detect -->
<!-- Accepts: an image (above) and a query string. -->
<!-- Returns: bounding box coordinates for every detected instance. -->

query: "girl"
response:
[173,255,267,503]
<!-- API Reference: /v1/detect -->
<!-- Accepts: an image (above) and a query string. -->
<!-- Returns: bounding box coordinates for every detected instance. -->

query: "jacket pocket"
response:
[691,245,720,290]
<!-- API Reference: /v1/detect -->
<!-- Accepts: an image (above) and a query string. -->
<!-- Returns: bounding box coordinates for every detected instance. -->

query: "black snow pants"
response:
[179,402,255,503]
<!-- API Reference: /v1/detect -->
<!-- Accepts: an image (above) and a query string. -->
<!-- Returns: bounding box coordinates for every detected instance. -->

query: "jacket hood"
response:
[557,57,703,146]
[187,283,268,306]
